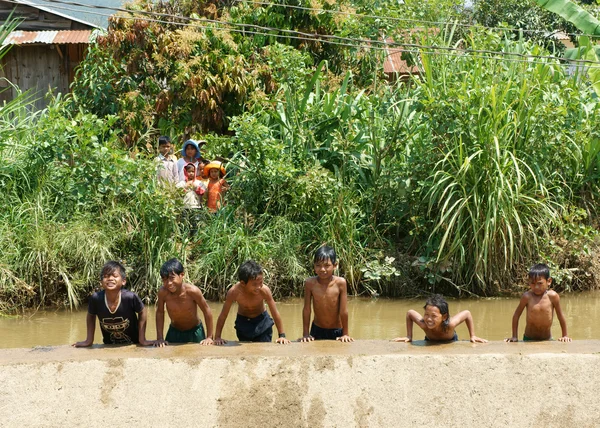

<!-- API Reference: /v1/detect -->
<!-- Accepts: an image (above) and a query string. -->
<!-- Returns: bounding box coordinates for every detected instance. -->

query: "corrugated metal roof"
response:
[3,30,91,45]
[14,0,126,29]
[383,38,419,76]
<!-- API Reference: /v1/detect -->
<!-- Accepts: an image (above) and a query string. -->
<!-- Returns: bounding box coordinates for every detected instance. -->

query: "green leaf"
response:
[534,0,600,35]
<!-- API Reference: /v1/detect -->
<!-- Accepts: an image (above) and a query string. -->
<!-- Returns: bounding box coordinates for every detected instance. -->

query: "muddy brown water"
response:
[1,293,598,348]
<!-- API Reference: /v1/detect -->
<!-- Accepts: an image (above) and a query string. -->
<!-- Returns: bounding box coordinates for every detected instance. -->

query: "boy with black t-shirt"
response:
[73,261,153,347]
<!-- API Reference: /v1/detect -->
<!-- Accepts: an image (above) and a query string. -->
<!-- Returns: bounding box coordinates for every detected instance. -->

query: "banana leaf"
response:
[534,0,600,35]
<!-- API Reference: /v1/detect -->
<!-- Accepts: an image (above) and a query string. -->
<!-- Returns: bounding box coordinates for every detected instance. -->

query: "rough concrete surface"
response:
[1,341,600,427]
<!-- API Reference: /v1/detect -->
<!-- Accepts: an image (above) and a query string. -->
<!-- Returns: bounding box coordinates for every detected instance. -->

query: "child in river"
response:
[214,260,290,345]
[505,263,571,342]
[301,246,353,342]
[73,261,153,347]
[154,258,214,346]
[391,294,487,343]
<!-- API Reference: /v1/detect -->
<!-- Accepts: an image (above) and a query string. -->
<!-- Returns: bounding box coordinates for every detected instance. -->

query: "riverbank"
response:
[2,341,599,427]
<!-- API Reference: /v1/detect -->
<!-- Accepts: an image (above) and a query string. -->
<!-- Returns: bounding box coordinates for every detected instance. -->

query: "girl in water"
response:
[391,294,487,343]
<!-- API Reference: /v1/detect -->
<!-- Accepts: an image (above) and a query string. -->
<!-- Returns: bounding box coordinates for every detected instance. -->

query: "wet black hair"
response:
[158,136,171,146]
[238,260,263,283]
[100,261,126,281]
[528,263,550,280]
[314,245,337,265]
[424,294,450,332]
[160,258,184,278]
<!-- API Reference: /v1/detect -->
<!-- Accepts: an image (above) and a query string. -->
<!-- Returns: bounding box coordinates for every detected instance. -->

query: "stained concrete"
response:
[1,341,599,427]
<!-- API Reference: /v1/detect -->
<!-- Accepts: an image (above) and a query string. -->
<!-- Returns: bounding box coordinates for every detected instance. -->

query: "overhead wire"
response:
[8,0,600,67]
[232,0,600,39]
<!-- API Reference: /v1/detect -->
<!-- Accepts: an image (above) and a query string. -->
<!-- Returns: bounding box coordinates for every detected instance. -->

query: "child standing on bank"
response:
[154,258,214,346]
[73,261,153,347]
[155,136,179,184]
[214,260,290,345]
[176,163,206,235]
[203,160,229,212]
[505,263,571,342]
[176,139,203,182]
[301,246,353,342]
[391,294,487,343]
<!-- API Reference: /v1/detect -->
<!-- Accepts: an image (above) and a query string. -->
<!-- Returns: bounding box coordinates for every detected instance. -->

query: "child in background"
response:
[203,160,229,212]
[176,139,203,182]
[155,136,179,184]
[155,258,214,346]
[214,260,290,345]
[73,261,153,347]
[301,246,353,342]
[176,163,206,235]
[505,263,571,342]
[391,294,487,343]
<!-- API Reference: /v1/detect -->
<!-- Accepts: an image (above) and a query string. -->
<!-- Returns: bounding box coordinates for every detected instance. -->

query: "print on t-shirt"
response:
[99,316,132,344]
[88,289,144,344]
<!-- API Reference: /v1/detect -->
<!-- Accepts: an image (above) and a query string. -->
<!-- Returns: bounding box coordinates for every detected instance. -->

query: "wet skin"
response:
[505,276,571,342]
[154,272,214,347]
[301,259,353,343]
[73,269,152,347]
[392,305,488,343]
[214,274,290,345]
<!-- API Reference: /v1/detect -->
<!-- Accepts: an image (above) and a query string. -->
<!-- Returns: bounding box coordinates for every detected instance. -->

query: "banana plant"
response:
[534,0,600,95]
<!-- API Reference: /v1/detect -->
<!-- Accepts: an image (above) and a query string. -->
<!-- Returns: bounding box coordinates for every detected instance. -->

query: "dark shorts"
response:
[310,322,343,340]
[523,335,553,341]
[165,323,206,343]
[235,311,274,342]
[425,331,458,342]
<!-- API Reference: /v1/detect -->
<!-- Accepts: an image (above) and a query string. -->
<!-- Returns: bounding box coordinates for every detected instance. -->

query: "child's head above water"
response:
[528,263,552,295]
[423,294,450,332]
[314,245,337,265]
[160,258,184,279]
[238,260,263,283]
[528,263,550,280]
[100,260,126,281]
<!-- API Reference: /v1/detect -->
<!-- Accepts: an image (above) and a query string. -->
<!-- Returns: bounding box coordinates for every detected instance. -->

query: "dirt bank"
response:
[1,341,599,427]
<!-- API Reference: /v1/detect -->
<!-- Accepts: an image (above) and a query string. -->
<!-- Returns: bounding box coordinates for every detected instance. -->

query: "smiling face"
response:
[162,272,184,294]
[423,305,448,331]
[314,258,336,281]
[242,274,264,294]
[529,275,551,296]
[101,269,126,292]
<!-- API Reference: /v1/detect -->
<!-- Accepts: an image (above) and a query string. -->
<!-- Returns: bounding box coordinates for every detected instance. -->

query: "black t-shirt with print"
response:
[88,289,144,344]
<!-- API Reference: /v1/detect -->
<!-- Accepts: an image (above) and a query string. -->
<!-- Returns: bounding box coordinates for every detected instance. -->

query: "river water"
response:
[1,293,598,348]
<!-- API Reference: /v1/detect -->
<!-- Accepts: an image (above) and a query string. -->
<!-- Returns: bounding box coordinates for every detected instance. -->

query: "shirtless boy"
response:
[505,263,571,342]
[214,260,290,344]
[154,258,214,346]
[301,246,353,342]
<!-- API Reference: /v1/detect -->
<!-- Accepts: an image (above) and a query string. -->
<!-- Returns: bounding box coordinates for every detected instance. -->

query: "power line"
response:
[233,0,600,39]
[9,0,600,66]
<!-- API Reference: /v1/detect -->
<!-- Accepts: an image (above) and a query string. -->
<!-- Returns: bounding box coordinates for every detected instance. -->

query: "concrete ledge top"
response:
[2,339,600,365]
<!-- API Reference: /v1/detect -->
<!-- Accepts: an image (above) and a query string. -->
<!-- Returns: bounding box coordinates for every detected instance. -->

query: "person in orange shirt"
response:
[203,161,229,212]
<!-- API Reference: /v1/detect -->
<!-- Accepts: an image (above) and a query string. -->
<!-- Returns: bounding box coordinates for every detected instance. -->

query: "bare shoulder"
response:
[185,283,205,298]
[547,290,560,302]
[260,284,274,298]
[521,291,532,301]
[334,276,348,289]
[157,286,168,298]
[304,276,318,289]
[225,283,241,301]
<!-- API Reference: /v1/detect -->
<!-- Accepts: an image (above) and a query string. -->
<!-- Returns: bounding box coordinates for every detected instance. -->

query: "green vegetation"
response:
[1,0,600,312]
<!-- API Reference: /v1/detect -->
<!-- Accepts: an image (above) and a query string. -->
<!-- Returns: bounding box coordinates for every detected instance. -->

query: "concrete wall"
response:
[1,341,599,427]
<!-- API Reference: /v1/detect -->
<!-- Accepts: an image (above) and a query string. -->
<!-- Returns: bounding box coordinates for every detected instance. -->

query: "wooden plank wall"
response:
[0,44,87,110]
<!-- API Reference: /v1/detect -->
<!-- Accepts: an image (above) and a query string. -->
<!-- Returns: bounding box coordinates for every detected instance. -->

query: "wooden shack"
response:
[0,0,119,110]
